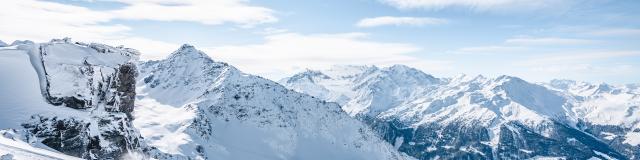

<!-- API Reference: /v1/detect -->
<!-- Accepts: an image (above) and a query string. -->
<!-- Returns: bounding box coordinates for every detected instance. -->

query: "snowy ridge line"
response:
[134,44,412,159]
[281,64,638,159]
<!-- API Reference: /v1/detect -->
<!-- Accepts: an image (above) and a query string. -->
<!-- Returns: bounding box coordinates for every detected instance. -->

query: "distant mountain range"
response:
[280,65,640,159]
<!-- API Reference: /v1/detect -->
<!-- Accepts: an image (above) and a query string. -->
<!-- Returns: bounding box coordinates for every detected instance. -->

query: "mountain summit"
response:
[135,45,411,159]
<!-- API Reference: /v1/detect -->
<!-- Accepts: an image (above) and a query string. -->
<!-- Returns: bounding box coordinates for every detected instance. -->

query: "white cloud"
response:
[380,0,572,11]
[206,32,452,80]
[455,46,525,54]
[356,16,448,28]
[108,0,277,27]
[0,0,125,42]
[0,0,275,58]
[255,27,289,35]
[505,37,598,46]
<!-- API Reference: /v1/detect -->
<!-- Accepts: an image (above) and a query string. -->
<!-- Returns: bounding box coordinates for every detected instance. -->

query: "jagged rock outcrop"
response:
[2,38,144,159]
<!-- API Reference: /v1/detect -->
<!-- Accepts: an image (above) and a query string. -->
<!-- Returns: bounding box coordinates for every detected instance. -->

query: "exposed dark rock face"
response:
[578,121,640,159]
[22,114,143,159]
[365,116,629,160]
[22,116,90,158]
[496,122,625,160]
[112,63,137,118]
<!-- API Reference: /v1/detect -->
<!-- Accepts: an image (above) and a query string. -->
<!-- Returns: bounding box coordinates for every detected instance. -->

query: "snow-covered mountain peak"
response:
[321,65,379,79]
[136,47,409,160]
[489,75,572,120]
[0,40,7,47]
[319,64,439,84]
[9,40,35,46]
[138,45,238,107]
[446,73,487,84]
[549,79,577,88]
[545,79,632,96]
[386,64,419,73]
[167,43,210,60]
[378,64,440,85]
[284,69,331,84]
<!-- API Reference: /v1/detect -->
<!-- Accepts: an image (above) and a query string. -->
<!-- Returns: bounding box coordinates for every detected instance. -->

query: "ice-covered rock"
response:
[0,39,144,159]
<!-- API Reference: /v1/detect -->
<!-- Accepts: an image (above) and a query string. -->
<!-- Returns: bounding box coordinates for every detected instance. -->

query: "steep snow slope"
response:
[281,65,630,159]
[0,130,82,160]
[0,46,86,129]
[544,79,640,159]
[545,79,640,127]
[135,45,410,160]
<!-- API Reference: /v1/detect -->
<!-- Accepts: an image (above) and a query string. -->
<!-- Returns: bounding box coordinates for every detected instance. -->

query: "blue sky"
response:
[1,0,639,83]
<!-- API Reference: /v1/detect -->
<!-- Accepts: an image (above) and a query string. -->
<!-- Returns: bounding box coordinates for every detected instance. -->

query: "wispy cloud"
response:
[109,0,277,27]
[380,0,573,11]
[0,0,277,58]
[255,27,289,35]
[454,46,526,54]
[207,32,452,79]
[356,16,448,28]
[505,37,598,46]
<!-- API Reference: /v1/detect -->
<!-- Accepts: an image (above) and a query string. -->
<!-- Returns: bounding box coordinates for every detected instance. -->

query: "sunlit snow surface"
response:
[133,97,196,155]
[0,47,87,130]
